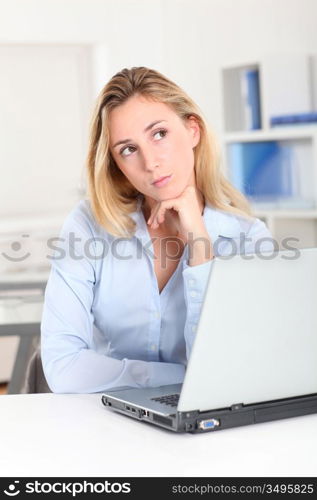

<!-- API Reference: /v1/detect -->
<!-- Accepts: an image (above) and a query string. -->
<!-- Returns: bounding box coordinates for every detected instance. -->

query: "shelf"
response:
[221,53,317,248]
[225,138,316,210]
[253,209,317,219]
[224,126,317,143]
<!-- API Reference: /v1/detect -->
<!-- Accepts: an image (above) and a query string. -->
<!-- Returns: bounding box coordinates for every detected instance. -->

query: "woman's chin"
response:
[144,182,187,202]
[154,184,187,201]
[164,186,187,200]
[155,191,178,202]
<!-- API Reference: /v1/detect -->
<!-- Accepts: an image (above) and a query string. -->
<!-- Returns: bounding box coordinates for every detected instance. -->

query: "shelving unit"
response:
[221,53,317,249]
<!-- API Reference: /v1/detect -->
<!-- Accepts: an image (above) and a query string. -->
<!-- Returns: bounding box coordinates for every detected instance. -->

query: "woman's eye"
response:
[120,146,136,157]
[153,129,168,140]
[119,129,167,157]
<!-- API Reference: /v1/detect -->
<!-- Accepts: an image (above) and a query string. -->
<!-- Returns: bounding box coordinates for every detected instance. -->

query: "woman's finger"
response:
[147,205,159,225]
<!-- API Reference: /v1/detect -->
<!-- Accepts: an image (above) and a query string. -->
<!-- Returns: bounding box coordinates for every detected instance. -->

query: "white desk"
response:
[0,394,316,477]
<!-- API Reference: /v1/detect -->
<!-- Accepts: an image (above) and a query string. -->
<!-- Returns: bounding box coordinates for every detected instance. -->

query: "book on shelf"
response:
[240,68,261,130]
[227,141,314,209]
[270,111,317,126]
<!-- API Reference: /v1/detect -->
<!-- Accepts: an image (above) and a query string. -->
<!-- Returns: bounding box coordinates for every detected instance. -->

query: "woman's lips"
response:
[152,174,172,188]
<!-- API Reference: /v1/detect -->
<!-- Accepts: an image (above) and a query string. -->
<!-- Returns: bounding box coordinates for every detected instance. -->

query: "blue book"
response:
[228,141,295,202]
[244,69,261,130]
[228,143,245,192]
[270,112,317,126]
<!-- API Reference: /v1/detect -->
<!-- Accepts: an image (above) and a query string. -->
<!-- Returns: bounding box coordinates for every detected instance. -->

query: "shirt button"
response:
[188,279,195,286]
[190,291,197,298]
[151,344,157,351]
[154,312,160,319]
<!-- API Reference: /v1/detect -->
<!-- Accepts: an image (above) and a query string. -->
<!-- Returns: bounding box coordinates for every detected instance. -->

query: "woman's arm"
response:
[41,202,185,393]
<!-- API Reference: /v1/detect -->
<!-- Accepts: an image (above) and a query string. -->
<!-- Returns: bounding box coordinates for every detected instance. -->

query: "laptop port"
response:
[198,418,220,431]
[140,409,149,417]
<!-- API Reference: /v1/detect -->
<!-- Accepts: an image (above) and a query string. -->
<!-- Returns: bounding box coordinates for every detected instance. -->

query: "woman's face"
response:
[108,94,200,203]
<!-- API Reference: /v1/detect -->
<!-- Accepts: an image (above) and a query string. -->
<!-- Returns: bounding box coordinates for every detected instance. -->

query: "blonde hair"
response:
[86,66,254,237]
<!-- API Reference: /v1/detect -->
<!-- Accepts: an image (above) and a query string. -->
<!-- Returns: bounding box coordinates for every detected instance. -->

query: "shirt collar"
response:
[202,204,240,239]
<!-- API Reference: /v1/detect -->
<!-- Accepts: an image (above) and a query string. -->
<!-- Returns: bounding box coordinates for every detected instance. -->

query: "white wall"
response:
[0,45,91,215]
[1,0,317,132]
[159,0,317,132]
[0,0,317,262]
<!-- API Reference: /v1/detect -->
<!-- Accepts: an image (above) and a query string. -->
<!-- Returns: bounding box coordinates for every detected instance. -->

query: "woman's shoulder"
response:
[60,198,107,239]
[204,204,271,240]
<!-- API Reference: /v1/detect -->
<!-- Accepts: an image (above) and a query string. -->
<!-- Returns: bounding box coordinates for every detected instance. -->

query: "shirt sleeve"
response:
[181,216,274,360]
[41,203,185,394]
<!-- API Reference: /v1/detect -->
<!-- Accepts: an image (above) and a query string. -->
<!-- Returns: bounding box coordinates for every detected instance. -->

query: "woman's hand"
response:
[146,185,214,266]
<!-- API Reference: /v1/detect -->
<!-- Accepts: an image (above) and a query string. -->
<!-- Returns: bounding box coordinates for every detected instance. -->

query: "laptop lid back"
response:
[178,248,317,412]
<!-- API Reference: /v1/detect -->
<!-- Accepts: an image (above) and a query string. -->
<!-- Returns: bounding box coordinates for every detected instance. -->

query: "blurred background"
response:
[1,0,317,394]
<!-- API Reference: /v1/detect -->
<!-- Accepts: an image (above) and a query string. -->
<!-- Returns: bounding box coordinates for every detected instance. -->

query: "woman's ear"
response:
[186,115,200,148]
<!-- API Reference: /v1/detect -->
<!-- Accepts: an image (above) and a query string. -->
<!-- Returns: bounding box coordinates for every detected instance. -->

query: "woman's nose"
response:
[141,146,159,172]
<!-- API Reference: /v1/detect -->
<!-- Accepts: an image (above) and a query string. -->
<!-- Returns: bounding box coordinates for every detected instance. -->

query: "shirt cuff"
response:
[182,258,214,305]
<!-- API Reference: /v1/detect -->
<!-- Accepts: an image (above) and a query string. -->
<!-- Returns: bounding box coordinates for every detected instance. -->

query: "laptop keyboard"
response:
[151,393,180,407]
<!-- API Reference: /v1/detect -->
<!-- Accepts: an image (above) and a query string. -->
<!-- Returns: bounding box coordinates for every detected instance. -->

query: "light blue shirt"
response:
[41,197,274,393]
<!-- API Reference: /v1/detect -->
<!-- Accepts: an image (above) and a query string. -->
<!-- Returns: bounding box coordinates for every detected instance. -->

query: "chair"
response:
[21,345,52,394]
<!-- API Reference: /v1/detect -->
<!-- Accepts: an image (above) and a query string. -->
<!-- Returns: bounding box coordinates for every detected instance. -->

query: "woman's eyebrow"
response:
[112,120,167,148]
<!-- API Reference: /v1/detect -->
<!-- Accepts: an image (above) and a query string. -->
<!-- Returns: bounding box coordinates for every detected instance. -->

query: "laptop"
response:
[101,247,317,433]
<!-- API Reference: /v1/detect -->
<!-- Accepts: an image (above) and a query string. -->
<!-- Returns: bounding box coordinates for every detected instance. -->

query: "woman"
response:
[41,66,274,393]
